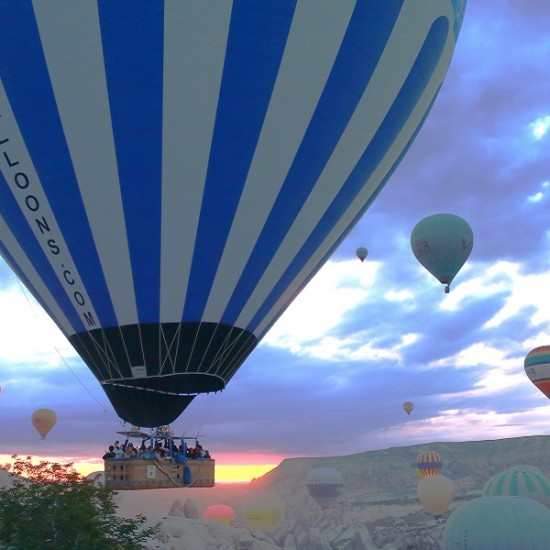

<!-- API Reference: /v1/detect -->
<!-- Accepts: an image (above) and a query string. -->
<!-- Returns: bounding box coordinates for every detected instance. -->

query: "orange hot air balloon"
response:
[31,408,57,439]
[403,401,414,415]
[203,504,236,525]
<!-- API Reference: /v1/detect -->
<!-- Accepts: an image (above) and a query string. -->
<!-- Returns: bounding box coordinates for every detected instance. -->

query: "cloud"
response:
[0,280,77,367]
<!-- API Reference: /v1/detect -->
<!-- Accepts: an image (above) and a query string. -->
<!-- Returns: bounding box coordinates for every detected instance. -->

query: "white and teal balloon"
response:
[482,466,550,508]
[443,496,550,550]
[0,1,467,427]
[411,213,473,293]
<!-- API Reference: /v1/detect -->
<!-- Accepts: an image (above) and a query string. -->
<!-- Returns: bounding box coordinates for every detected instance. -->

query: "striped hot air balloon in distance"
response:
[482,466,550,508]
[524,346,550,402]
[443,497,550,550]
[305,466,344,510]
[417,450,443,478]
[0,1,467,427]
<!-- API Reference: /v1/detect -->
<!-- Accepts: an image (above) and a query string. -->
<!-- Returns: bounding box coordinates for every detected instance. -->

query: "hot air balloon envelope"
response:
[356,247,368,262]
[31,408,57,439]
[482,466,550,508]
[203,504,236,525]
[417,450,443,477]
[443,496,550,550]
[411,213,473,292]
[242,491,285,533]
[305,466,344,510]
[403,401,414,415]
[524,346,550,401]
[0,2,467,427]
[417,474,455,516]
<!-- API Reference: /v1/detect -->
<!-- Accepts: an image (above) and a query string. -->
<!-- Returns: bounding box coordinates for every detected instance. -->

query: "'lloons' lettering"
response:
[0,126,96,328]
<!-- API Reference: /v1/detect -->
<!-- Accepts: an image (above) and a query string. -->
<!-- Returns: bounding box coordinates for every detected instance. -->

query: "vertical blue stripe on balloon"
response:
[248,16,450,333]
[0,3,117,330]
[222,1,404,324]
[98,2,164,323]
[183,0,297,321]
[254,87,441,341]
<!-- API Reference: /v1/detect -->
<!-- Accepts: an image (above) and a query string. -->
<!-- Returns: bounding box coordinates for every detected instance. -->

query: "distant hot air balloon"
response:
[482,466,550,508]
[356,247,369,262]
[416,451,443,477]
[417,474,455,517]
[417,450,443,477]
[524,346,550,402]
[305,467,344,510]
[443,496,550,550]
[31,408,57,439]
[203,504,236,525]
[411,213,473,293]
[0,2,467,427]
[241,491,285,533]
[403,401,414,415]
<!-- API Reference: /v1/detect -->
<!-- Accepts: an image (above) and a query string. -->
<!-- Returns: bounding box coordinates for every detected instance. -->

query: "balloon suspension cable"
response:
[16,278,111,416]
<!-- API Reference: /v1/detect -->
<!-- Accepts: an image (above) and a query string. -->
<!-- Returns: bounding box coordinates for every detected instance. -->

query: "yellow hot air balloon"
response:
[403,401,414,415]
[31,408,57,439]
[242,491,285,533]
[417,474,455,517]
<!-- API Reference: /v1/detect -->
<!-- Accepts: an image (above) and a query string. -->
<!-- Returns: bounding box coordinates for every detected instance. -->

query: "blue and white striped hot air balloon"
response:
[0,1,467,427]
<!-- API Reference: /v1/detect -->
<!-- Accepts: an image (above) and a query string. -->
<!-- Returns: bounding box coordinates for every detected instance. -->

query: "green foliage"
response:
[0,455,163,550]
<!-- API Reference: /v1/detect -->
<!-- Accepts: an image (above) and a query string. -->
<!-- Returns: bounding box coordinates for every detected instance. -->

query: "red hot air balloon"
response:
[0,2,467,428]
[203,504,236,525]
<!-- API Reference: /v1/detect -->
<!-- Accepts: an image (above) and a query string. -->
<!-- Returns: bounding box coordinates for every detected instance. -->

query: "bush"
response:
[0,455,162,549]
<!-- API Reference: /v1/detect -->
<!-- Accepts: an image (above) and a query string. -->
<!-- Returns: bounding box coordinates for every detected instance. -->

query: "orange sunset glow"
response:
[0,453,279,484]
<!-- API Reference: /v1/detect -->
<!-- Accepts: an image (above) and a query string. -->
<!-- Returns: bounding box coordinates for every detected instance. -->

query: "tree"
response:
[0,455,163,549]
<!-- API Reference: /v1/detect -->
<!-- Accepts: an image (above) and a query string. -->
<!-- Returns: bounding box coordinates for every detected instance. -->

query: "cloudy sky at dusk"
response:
[1,1,549,481]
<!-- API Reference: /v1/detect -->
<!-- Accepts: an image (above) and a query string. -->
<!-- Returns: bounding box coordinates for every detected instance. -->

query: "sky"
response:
[1,1,550,483]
